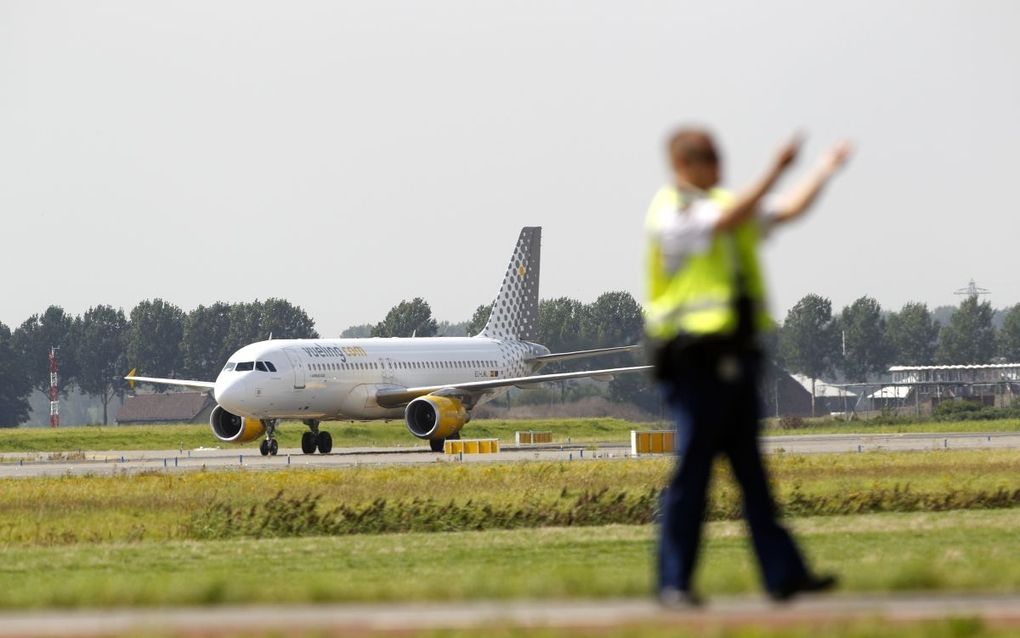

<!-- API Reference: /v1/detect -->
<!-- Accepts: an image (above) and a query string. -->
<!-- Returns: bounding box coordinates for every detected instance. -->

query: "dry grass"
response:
[0,449,1016,545]
[1,510,1019,609]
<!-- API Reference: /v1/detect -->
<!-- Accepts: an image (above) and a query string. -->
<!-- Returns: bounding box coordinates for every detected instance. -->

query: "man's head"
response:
[668,127,721,190]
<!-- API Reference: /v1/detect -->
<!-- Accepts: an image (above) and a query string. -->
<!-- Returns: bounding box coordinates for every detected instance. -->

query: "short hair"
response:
[667,127,717,167]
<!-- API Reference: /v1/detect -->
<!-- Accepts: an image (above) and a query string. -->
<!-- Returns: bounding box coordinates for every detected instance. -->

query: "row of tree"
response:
[4,291,1020,426]
[0,300,317,426]
[779,294,1020,386]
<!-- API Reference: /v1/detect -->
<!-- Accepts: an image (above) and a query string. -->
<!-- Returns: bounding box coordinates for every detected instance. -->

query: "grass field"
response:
[1,509,1018,609]
[0,449,1017,545]
[0,433,1017,621]
[2,417,1018,453]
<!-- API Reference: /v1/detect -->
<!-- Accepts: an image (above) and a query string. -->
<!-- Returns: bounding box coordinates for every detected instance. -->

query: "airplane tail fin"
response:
[478,227,541,341]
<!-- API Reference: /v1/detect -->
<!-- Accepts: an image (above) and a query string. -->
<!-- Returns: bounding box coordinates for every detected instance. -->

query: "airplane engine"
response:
[404,395,469,441]
[210,405,266,443]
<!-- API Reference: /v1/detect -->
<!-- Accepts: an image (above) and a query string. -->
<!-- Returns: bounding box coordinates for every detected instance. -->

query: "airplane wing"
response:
[529,344,642,364]
[125,373,216,391]
[374,365,652,409]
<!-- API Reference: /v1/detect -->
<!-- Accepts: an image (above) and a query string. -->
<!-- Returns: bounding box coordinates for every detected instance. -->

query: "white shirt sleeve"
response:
[650,189,781,275]
[758,195,783,236]
[651,198,722,274]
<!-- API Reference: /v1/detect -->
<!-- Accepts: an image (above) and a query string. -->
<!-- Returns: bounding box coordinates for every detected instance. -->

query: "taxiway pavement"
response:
[0,431,1017,478]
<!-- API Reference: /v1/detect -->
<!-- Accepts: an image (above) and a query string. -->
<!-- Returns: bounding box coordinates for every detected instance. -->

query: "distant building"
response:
[889,364,1020,409]
[864,385,912,411]
[758,363,854,418]
[116,392,215,425]
[788,373,858,416]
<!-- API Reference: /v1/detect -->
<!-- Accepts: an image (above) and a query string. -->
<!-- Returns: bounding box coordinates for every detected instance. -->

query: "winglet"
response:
[127,368,137,390]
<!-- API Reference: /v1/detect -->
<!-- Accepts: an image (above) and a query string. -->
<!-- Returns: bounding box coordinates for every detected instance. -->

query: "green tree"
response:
[779,294,838,416]
[74,305,128,425]
[340,324,373,338]
[125,299,185,387]
[0,322,32,426]
[12,306,79,395]
[998,304,1020,362]
[224,299,319,354]
[181,302,234,378]
[936,295,996,364]
[578,291,656,411]
[885,302,940,366]
[465,304,492,336]
[536,297,588,355]
[582,291,643,351]
[225,301,264,350]
[837,296,891,382]
[435,320,469,336]
[371,298,438,338]
[258,298,319,339]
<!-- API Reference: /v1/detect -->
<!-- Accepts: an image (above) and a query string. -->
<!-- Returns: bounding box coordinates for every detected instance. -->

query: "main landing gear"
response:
[259,420,280,456]
[300,419,333,455]
[429,431,460,453]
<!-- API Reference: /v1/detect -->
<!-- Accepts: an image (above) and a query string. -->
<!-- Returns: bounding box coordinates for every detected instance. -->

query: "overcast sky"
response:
[2,1,1018,338]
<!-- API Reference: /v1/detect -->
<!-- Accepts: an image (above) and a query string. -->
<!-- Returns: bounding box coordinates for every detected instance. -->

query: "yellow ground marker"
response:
[444,438,501,455]
[630,430,675,455]
[515,431,553,445]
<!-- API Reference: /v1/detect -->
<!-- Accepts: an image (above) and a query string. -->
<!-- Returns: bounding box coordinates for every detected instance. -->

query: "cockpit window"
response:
[235,361,255,371]
[265,361,277,372]
[255,361,268,372]
[223,362,235,371]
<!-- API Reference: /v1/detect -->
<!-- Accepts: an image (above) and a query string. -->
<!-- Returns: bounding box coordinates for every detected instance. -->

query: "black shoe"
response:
[768,573,838,602]
[657,587,704,610]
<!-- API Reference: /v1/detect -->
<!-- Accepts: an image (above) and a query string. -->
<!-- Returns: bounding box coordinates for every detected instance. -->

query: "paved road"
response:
[1,432,1018,478]
[1,593,1018,636]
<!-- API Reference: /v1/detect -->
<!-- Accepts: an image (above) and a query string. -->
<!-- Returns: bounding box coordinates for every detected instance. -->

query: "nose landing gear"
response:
[259,420,280,456]
[301,419,333,455]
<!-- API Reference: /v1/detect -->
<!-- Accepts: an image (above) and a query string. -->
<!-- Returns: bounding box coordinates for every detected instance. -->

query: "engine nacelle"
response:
[210,405,266,443]
[404,395,469,441]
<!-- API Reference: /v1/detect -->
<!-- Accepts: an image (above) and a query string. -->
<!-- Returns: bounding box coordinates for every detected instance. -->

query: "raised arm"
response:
[769,140,852,224]
[714,136,802,233]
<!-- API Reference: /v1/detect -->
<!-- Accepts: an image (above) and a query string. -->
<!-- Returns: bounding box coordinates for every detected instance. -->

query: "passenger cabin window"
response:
[255,361,268,372]
[235,361,254,371]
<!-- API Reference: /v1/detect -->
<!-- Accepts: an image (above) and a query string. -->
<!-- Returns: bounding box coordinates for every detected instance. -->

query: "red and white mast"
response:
[48,346,59,428]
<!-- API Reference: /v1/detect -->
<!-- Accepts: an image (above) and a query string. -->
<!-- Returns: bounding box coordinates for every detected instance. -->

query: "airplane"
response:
[126,227,651,455]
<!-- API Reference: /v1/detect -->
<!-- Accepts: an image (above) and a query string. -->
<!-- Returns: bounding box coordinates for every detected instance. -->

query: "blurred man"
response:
[644,127,851,606]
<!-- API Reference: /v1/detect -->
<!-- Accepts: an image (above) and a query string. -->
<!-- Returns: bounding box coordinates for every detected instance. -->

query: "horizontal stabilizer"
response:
[531,344,642,364]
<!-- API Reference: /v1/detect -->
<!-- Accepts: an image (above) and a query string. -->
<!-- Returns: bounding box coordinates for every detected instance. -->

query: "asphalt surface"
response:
[1,593,1019,636]
[1,431,1018,478]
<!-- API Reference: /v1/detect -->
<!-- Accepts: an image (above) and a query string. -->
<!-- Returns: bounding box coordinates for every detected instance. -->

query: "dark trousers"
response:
[656,347,808,594]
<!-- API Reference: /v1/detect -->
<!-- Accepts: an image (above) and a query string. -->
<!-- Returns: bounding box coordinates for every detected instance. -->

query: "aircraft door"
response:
[382,358,396,384]
[283,347,306,389]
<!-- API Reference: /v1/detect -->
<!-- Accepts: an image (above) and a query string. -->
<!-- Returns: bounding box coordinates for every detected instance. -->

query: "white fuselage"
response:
[213,337,548,421]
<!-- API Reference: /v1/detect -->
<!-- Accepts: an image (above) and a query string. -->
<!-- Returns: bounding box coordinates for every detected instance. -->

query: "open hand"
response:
[774,134,803,171]
[821,140,853,174]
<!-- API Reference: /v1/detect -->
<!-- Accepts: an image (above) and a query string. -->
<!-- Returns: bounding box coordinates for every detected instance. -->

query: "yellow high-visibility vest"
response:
[644,185,772,342]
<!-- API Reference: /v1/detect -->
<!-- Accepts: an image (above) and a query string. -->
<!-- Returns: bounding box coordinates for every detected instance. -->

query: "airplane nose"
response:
[214,375,248,411]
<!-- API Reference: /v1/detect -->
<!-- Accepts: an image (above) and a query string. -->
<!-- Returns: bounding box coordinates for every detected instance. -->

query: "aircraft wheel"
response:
[316,431,333,454]
[301,431,317,454]
[259,439,270,456]
[269,439,279,456]
[429,438,445,453]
